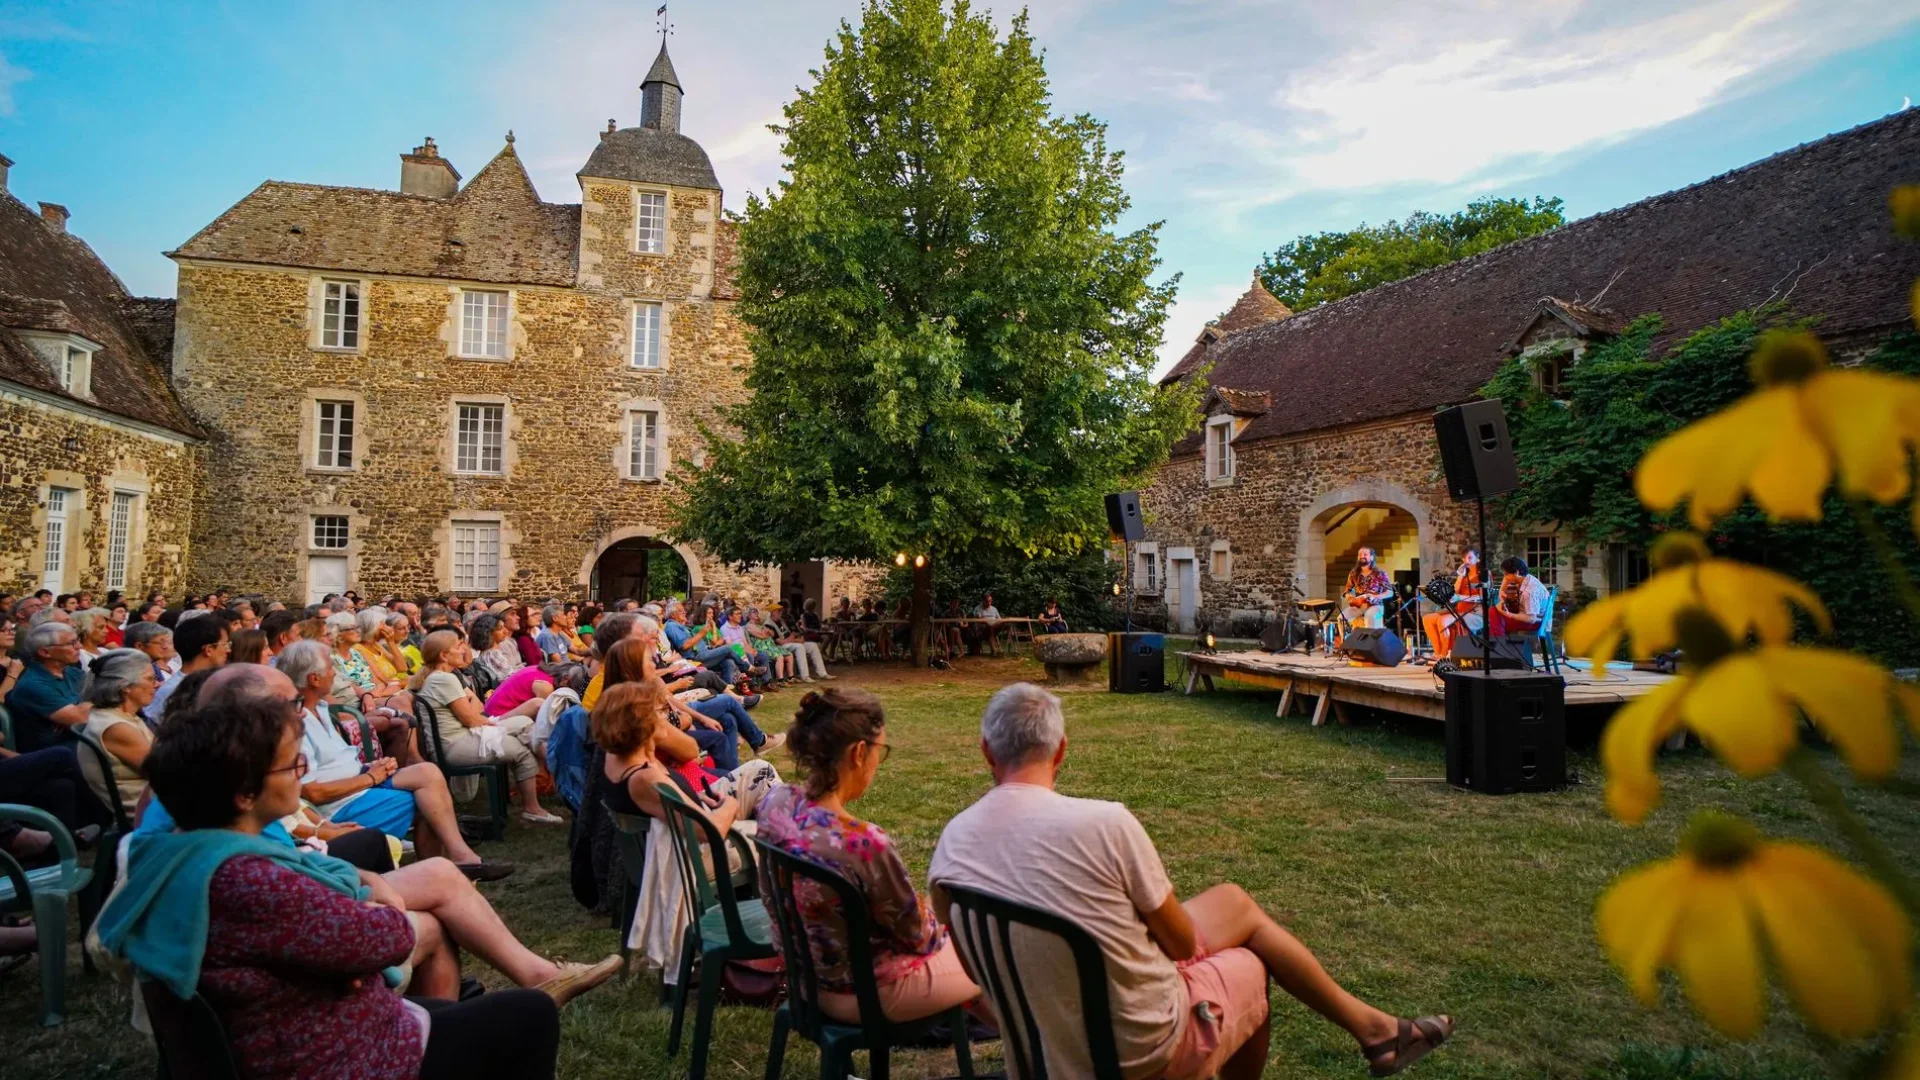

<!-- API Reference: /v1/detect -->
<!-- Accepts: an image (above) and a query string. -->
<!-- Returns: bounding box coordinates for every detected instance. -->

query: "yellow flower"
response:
[1601,611,1920,824]
[1563,533,1828,673]
[1896,186,1920,240]
[1636,331,1920,528]
[1598,812,1911,1040]
[1889,1022,1920,1080]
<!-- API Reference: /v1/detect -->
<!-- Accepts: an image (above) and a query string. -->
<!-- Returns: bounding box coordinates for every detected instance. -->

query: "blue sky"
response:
[3,0,1918,374]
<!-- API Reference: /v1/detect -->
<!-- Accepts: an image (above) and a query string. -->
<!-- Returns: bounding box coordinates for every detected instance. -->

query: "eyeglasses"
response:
[865,740,892,765]
[269,753,308,778]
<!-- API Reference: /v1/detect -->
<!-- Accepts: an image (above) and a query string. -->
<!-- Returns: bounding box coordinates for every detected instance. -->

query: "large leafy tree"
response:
[1258,195,1565,312]
[671,0,1197,664]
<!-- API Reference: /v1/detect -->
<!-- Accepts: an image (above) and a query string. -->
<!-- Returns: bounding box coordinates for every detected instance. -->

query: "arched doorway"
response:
[579,527,704,603]
[1294,478,1438,617]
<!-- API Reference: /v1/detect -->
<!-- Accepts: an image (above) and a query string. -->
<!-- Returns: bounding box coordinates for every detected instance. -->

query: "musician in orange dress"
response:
[1421,549,1482,660]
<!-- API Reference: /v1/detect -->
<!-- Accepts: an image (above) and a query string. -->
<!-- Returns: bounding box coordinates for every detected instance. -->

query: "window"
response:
[1135,546,1161,593]
[451,521,501,592]
[628,409,661,479]
[312,515,350,549]
[315,400,355,469]
[1610,544,1651,594]
[1210,541,1231,580]
[42,487,72,591]
[459,290,509,359]
[454,403,506,474]
[632,302,663,369]
[105,491,136,590]
[1525,534,1559,586]
[59,345,91,396]
[1205,416,1235,482]
[320,280,361,349]
[635,191,667,254]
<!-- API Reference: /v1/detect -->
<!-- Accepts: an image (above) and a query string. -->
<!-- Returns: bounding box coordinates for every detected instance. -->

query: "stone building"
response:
[0,156,203,599]
[1142,108,1920,634]
[167,44,869,605]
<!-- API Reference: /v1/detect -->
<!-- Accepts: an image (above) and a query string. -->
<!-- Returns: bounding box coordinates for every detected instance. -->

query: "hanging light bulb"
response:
[894,553,908,566]
[914,554,926,568]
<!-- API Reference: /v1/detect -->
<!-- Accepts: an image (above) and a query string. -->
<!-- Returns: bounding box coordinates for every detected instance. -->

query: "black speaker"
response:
[1441,669,1566,794]
[1433,401,1519,501]
[1105,492,1145,542]
[1340,627,1407,667]
[1260,617,1311,653]
[1108,632,1164,693]
[1451,634,1530,670]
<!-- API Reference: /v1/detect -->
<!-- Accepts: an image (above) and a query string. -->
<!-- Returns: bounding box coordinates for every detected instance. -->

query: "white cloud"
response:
[0,51,26,116]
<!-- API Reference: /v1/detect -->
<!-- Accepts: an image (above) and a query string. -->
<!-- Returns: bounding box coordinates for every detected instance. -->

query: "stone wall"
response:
[0,389,201,597]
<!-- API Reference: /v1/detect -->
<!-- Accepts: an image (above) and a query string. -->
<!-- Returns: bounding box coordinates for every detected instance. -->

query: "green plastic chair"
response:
[0,804,94,1026]
[332,703,379,764]
[412,698,509,841]
[754,837,975,1080]
[604,801,649,965]
[655,782,774,1080]
[69,729,133,974]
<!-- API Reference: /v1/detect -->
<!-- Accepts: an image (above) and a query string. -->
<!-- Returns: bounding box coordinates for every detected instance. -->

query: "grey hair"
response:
[73,607,112,637]
[980,682,1066,768]
[541,602,563,626]
[85,648,153,706]
[23,620,76,656]
[326,597,354,614]
[123,621,172,650]
[175,608,210,624]
[277,639,333,691]
[355,606,388,638]
[635,615,661,638]
[27,607,70,629]
[385,611,410,631]
[325,610,359,634]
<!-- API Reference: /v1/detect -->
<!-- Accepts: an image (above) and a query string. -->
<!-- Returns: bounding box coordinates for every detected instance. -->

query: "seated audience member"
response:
[594,677,780,834]
[468,613,523,685]
[79,648,158,817]
[661,601,747,684]
[74,608,114,667]
[1039,598,1068,634]
[769,605,833,681]
[623,626,781,769]
[929,684,1452,1080]
[229,628,269,666]
[258,609,302,659]
[485,662,588,720]
[104,600,129,646]
[328,610,416,762]
[533,604,571,664]
[12,621,91,751]
[123,620,177,682]
[144,613,231,723]
[737,607,796,683]
[0,737,113,840]
[510,605,544,670]
[360,609,417,681]
[759,688,982,1025]
[95,691,617,1080]
[0,622,16,702]
[408,631,561,825]
[578,611,635,710]
[277,641,524,871]
[972,592,1004,655]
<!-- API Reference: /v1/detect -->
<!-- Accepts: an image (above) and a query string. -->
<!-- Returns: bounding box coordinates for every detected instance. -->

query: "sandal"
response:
[1363,1016,1452,1077]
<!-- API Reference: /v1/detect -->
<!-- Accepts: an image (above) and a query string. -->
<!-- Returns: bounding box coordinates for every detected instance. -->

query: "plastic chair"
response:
[941,882,1126,1080]
[69,730,133,973]
[332,703,379,764]
[411,698,509,841]
[604,801,649,966]
[655,782,775,1080]
[754,837,974,1080]
[143,981,243,1080]
[0,804,94,1026]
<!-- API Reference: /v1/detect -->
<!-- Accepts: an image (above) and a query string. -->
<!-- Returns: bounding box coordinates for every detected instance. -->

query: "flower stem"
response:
[1785,751,1920,919]
[1847,501,1920,625]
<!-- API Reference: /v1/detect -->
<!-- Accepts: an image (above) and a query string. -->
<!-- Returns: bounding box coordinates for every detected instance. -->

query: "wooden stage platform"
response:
[1177,649,1674,725]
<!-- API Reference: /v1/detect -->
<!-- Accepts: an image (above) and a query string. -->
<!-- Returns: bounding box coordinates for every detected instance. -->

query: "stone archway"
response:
[1294,477,1439,600]
[577,526,705,600]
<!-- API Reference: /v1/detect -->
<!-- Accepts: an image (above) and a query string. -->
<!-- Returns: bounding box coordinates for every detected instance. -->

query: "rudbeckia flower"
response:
[1601,609,1920,824]
[1635,331,1920,528]
[1563,533,1828,674]
[1598,812,1910,1040]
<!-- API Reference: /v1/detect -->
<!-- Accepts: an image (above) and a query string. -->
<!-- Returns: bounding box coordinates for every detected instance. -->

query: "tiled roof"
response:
[1166,107,1920,449]
[172,142,580,287]
[1206,386,1270,416]
[1163,274,1293,382]
[0,193,199,435]
[579,125,721,190]
[643,42,681,90]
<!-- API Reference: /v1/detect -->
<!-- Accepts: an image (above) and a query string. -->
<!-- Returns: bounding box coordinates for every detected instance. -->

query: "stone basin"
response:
[1034,633,1108,683]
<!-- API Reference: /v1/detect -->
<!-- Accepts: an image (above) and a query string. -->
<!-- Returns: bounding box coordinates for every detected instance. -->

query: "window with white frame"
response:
[320,280,361,349]
[105,491,136,590]
[312,515,350,549]
[315,400,355,469]
[451,521,501,592]
[458,290,509,359]
[454,403,506,475]
[1135,545,1161,593]
[632,302,663,369]
[1205,416,1235,482]
[1526,534,1559,586]
[60,345,92,397]
[42,487,73,591]
[635,191,667,254]
[628,409,662,480]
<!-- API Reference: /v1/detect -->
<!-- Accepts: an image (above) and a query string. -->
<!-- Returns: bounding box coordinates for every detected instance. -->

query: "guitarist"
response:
[1420,548,1482,660]
[1341,547,1395,632]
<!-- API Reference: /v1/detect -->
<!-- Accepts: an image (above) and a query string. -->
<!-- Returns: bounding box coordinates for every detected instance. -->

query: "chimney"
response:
[38,202,68,234]
[0,153,11,193]
[399,137,461,198]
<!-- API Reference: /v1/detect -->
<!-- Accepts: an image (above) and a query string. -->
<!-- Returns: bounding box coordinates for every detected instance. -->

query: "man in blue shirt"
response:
[8,622,88,752]
[661,601,746,682]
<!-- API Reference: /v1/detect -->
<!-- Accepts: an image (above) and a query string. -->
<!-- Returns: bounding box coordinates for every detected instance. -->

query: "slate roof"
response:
[1206,386,1270,416]
[173,142,580,287]
[643,42,681,90]
[579,125,721,191]
[0,192,199,435]
[1165,107,1920,451]
[1163,275,1295,383]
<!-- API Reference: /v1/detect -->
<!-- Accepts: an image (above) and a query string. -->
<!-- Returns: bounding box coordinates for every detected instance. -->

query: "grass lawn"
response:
[5,653,1911,1078]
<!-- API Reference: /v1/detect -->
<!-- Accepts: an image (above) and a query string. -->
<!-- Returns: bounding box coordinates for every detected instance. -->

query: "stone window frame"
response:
[297,504,367,605]
[436,511,516,596]
[308,275,370,354]
[32,472,89,594]
[1525,532,1560,587]
[1204,414,1237,486]
[101,472,152,593]
[615,398,670,482]
[1133,541,1162,595]
[632,186,672,257]
[17,330,99,399]
[452,287,515,362]
[301,389,367,475]
[1209,539,1232,582]
[447,395,515,479]
[630,299,671,370]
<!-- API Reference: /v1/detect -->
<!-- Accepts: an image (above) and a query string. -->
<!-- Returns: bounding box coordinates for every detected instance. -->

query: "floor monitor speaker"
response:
[1341,627,1407,667]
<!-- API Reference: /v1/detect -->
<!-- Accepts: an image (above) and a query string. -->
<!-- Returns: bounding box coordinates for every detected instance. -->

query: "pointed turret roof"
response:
[1216,274,1293,333]
[643,42,681,90]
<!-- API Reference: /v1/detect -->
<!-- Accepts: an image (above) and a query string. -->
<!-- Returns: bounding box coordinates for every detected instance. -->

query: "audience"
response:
[73,608,113,667]
[11,621,90,751]
[407,630,560,825]
[510,605,544,669]
[78,648,157,817]
[143,613,230,723]
[123,619,176,682]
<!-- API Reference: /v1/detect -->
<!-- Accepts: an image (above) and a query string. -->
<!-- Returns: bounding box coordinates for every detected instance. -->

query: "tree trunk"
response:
[910,560,933,668]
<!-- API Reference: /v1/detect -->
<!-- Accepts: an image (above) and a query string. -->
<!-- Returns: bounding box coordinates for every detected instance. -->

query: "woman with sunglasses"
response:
[756,688,984,1025]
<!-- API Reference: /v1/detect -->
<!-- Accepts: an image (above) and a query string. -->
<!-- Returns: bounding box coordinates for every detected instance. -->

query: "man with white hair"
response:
[929,683,1450,1080]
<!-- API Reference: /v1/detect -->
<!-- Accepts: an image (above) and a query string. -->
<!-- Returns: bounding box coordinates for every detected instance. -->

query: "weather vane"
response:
[656,3,673,45]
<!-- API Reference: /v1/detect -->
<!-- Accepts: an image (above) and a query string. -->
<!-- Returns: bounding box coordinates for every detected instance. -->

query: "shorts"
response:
[1157,932,1270,1080]
[333,780,417,839]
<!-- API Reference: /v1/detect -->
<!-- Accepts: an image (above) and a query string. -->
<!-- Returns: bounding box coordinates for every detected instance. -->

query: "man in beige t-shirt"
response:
[930,683,1451,1080]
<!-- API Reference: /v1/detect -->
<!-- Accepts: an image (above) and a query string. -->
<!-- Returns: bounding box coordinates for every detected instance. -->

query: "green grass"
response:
[5,659,1912,1078]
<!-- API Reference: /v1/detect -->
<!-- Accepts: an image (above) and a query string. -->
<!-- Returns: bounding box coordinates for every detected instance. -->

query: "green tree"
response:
[670,0,1198,665]
[1259,196,1565,312]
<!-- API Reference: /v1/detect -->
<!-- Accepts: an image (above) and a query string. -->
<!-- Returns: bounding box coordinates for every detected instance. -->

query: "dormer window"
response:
[635,190,668,254]
[1205,415,1236,484]
[19,332,99,398]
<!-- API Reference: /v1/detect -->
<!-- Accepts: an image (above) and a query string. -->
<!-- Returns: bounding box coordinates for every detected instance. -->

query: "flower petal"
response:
[1637,391,1805,527]
[1745,845,1897,1038]
[1695,562,1831,642]
[1564,591,1630,661]
[1622,572,1694,656]
[1671,870,1767,1039]
[1596,858,1691,1005]
[1803,371,1915,505]
[1683,656,1801,778]
[1763,647,1901,781]
[1746,394,1833,522]
[1602,677,1692,824]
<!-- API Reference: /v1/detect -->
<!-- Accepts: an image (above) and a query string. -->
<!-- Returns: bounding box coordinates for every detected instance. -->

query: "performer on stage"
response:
[1421,548,1482,660]
[1487,556,1550,639]
[1341,547,1394,630]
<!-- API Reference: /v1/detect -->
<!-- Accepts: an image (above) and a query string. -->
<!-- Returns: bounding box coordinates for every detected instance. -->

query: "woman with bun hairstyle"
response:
[756,688,983,1025]
[594,645,782,822]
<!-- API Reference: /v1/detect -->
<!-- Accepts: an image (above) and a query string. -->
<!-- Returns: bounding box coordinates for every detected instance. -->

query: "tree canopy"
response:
[671,0,1196,619]
[1257,196,1565,312]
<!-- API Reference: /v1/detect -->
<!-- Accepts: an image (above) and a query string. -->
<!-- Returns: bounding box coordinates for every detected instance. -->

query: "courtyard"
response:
[4,655,1906,1080]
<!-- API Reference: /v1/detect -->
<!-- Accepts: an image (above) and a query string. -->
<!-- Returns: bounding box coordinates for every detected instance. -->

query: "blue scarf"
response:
[94,827,376,999]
